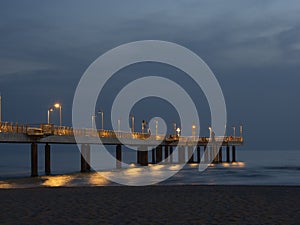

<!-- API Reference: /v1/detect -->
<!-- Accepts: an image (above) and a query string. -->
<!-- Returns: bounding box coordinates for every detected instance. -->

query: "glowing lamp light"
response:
[53,103,62,127]
[176,127,181,136]
[54,103,61,108]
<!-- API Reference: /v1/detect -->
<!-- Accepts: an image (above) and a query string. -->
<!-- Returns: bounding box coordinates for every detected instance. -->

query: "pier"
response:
[0,122,243,177]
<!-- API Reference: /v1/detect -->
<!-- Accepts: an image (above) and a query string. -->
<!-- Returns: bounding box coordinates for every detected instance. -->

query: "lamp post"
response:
[118,119,121,131]
[47,107,54,124]
[173,123,176,135]
[192,124,196,140]
[130,115,134,133]
[98,111,104,130]
[208,126,212,138]
[232,126,236,138]
[91,114,97,130]
[142,120,147,133]
[54,103,62,127]
[176,127,181,136]
[240,125,243,137]
[155,120,158,136]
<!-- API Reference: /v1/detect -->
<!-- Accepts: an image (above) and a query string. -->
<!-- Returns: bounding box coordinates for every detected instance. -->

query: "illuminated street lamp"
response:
[130,114,134,133]
[208,126,212,138]
[54,103,62,127]
[142,120,147,133]
[232,126,236,138]
[240,125,243,137]
[173,123,176,135]
[47,107,54,124]
[192,124,196,137]
[91,113,97,130]
[98,111,104,130]
[176,127,181,136]
[118,119,121,131]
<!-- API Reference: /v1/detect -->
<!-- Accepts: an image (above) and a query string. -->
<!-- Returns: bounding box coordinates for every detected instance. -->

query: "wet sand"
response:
[0,185,299,224]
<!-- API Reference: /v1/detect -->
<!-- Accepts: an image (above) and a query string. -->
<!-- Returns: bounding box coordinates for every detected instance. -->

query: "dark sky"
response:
[0,0,300,150]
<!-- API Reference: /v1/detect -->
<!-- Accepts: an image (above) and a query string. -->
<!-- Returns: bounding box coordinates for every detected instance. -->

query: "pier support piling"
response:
[178,146,185,164]
[151,148,156,164]
[86,144,91,171]
[137,147,141,164]
[156,145,163,163]
[138,146,148,166]
[116,144,122,169]
[226,145,230,163]
[218,146,222,163]
[204,145,209,163]
[164,146,169,163]
[210,144,218,163]
[197,146,201,163]
[31,143,38,177]
[232,145,236,162]
[45,143,51,175]
[187,146,194,164]
[80,144,88,172]
[169,146,173,163]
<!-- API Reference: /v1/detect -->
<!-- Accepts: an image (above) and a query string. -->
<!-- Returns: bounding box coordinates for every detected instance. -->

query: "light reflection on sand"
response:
[169,165,181,170]
[88,173,109,186]
[97,164,177,184]
[150,164,164,171]
[123,167,143,176]
[231,162,246,167]
[42,175,73,187]
[189,163,199,168]
[0,181,13,188]
[0,162,249,188]
[222,163,231,167]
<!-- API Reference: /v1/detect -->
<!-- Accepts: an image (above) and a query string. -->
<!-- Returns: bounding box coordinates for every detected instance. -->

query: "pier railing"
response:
[0,121,243,143]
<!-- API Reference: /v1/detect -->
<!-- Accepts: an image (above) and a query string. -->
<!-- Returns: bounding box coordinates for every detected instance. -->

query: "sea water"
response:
[0,145,299,187]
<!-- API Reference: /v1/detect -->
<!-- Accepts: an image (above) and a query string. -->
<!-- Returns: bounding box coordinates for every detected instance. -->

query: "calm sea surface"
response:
[0,145,299,187]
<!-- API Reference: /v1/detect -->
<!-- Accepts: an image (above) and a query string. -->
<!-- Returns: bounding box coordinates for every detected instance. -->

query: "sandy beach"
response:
[0,185,299,225]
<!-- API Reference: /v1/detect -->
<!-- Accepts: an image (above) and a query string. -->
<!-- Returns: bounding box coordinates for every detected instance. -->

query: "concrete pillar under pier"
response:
[137,146,141,165]
[196,146,201,163]
[204,145,209,163]
[226,145,230,163]
[232,145,236,162]
[151,148,156,164]
[187,146,194,164]
[211,145,218,163]
[45,143,51,175]
[31,143,38,177]
[164,146,169,163]
[178,146,185,164]
[116,144,122,169]
[218,146,223,163]
[213,145,219,164]
[81,144,87,173]
[86,144,91,171]
[169,146,173,163]
[156,145,163,163]
[138,146,148,166]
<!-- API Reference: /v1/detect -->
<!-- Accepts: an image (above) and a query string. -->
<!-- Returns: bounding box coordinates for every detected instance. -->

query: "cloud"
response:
[0,58,54,76]
[1,0,300,75]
